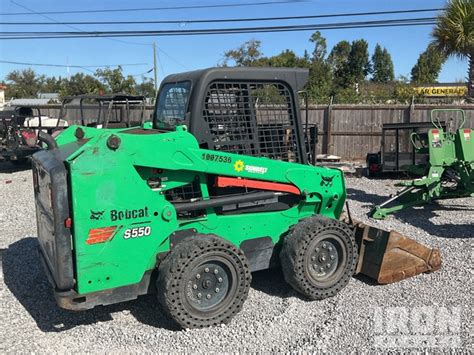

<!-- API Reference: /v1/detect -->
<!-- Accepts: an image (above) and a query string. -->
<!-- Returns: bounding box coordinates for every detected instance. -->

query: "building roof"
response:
[38,92,60,99]
[8,98,52,106]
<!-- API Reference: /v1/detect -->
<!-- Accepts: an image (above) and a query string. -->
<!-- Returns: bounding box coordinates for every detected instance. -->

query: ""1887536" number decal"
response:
[201,153,232,164]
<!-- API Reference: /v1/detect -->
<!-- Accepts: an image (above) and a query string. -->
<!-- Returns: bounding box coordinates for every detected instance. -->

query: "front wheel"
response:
[280,216,357,300]
[156,234,251,328]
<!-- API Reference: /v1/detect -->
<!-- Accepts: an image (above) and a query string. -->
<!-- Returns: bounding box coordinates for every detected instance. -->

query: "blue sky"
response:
[0,0,468,84]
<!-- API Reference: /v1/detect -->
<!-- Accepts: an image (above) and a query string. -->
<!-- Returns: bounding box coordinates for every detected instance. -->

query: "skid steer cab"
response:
[32,67,440,329]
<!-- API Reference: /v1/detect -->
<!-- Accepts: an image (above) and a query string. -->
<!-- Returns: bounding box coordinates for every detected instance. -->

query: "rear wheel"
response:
[157,234,251,328]
[280,216,357,300]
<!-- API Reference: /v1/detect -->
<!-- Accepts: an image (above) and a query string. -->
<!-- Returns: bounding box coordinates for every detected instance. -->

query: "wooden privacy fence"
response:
[304,104,474,160]
[34,103,473,161]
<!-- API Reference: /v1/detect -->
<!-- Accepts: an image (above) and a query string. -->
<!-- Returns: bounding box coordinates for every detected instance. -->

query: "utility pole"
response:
[153,42,158,97]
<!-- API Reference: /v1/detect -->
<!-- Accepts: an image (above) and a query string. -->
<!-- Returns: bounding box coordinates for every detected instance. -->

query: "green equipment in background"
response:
[371,109,473,219]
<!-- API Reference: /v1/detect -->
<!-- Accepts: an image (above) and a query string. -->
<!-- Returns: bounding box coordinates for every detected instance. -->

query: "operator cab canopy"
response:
[153,67,310,164]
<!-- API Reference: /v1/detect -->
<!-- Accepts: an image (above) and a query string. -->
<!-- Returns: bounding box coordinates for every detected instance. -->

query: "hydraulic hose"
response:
[37,131,58,150]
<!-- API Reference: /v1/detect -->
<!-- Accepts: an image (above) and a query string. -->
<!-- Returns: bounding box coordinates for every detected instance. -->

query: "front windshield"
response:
[154,81,191,129]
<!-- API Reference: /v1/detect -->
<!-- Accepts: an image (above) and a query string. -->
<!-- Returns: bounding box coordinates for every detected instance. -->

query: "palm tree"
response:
[432,0,474,100]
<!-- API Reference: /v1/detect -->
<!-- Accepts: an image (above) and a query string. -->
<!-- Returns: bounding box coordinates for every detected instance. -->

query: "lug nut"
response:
[197,293,202,298]
[315,248,320,252]
[330,255,335,260]
[206,294,211,299]
[204,267,209,273]
[326,264,331,269]
[328,246,333,251]
[319,267,324,272]
[214,269,218,274]
[311,256,316,261]
[196,274,201,279]
[218,277,223,283]
[215,288,220,293]
[193,284,198,290]
[322,243,327,249]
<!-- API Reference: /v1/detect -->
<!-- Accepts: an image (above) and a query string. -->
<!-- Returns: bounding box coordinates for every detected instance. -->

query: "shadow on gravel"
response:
[346,188,473,238]
[251,267,295,298]
[0,161,31,173]
[395,204,473,238]
[2,237,179,332]
[4,238,316,333]
[346,188,387,206]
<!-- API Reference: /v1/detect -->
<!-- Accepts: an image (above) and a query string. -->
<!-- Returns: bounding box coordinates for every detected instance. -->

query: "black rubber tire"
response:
[156,234,251,329]
[280,215,358,300]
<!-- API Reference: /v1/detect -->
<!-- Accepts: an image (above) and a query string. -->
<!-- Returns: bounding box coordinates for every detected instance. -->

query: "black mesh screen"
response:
[202,81,301,162]
[164,182,201,202]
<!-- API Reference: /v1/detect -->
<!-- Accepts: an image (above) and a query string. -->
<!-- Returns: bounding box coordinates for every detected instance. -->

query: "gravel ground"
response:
[0,162,472,353]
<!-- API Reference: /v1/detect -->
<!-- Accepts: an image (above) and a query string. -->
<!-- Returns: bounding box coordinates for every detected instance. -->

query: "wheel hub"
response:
[187,262,229,310]
[310,239,339,278]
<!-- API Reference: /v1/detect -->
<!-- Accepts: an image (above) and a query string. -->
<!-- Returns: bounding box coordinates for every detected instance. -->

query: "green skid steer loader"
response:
[32,68,441,329]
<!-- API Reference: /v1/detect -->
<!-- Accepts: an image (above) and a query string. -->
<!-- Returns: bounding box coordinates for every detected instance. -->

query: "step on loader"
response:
[32,68,441,329]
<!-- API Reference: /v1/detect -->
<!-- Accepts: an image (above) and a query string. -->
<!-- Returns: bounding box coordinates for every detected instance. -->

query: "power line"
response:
[130,68,154,78]
[0,8,443,26]
[0,18,438,40]
[10,0,151,47]
[158,48,190,70]
[156,51,166,78]
[0,0,306,16]
[0,60,149,68]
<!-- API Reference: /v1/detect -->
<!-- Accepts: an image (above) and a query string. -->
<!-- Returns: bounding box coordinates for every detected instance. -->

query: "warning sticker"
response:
[464,129,471,141]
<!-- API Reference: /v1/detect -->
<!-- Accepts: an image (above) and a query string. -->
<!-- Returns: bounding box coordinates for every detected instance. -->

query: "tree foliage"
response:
[347,39,371,85]
[5,69,42,99]
[306,31,332,102]
[371,44,395,83]
[309,31,327,62]
[135,77,156,98]
[222,39,263,66]
[431,0,473,98]
[95,66,137,94]
[3,66,155,100]
[253,49,310,68]
[410,43,446,83]
[328,40,351,87]
[221,33,410,103]
[59,73,104,97]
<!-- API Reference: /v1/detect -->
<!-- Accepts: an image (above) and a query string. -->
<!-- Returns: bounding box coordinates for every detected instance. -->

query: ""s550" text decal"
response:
[124,226,152,239]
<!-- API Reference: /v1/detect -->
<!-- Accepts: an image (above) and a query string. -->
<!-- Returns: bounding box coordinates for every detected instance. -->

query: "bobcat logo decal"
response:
[90,210,105,220]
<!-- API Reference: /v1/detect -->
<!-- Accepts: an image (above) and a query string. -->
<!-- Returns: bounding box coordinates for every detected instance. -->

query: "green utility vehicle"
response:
[32,68,441,328]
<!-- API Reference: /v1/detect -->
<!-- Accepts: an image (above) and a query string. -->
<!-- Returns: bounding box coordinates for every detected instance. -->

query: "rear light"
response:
[370,163,380,172]
[86,226,117,245]
[64,218,72,228]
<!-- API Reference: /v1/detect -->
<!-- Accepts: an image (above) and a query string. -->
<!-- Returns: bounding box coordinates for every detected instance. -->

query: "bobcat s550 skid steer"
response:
[32,68,441,329]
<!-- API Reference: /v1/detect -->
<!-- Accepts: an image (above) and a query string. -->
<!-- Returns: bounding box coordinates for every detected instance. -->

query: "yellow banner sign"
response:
[415,86,467,97]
